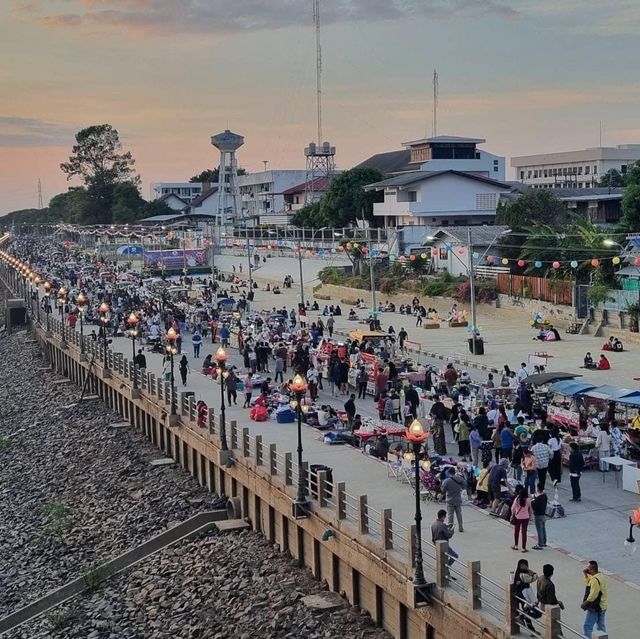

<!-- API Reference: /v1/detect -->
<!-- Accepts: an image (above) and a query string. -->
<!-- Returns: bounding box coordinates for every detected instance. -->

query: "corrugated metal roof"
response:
[356,150,414,175]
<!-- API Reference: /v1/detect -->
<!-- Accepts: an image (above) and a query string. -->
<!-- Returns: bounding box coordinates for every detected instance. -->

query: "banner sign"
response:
[547,405,580,429]
[116,245,144,255]
[144,249,207,269]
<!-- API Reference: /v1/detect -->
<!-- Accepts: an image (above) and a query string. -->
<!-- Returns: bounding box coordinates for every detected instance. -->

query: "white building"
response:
[151,182,206,203]
[511,144,640,189]
[365,170,513,229]
[236,170,308,221]
[358,135,505,180]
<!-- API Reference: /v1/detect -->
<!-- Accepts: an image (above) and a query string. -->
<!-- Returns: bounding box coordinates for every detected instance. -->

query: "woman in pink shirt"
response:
[511,486,534,552]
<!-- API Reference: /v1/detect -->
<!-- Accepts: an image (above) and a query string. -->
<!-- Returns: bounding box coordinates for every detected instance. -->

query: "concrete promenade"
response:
[93,253,640,638]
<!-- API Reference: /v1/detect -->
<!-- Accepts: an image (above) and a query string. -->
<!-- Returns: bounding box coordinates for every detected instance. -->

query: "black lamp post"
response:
[166,327,178,416]
[58,287,68,342]
[99,302,110,365]
[128,312,140,389]
[44,282,52,332]
[289,372,310,518]
[34,275,41,324]
[77,292,87,354]
[407,419,429,588]
[214,346,229,451]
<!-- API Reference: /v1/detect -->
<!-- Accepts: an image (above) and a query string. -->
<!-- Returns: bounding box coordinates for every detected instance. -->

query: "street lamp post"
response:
[214,346,229,451]
[58,287,68,343]
[407,419,430,589]
[44,282,52,332]
[98,302,110,365]
[77,293,87,354]
[166,327,178,416]
[34,276,41,324]
[289,372,311,518]
[128,312,140,389]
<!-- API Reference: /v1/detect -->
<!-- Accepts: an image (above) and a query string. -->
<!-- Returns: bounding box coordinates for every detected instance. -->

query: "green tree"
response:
[189,167,245,183]
[619,183,640,231]
[599,168,625,187]
[496,189,567,229]
[60,124,139,224]
[48,188,90,224]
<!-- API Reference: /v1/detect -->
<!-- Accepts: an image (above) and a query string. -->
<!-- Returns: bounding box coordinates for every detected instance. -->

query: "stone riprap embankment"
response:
[0,329,390,639]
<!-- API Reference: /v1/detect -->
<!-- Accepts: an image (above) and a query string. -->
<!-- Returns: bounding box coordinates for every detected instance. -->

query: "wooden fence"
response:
[496,273,573,306]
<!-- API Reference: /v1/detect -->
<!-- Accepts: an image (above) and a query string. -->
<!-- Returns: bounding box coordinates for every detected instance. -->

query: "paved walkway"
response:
[90,255,640,638]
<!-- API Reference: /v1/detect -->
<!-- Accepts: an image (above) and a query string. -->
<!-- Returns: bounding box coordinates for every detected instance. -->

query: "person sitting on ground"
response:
[598,353,611,370]
[584,352,597,369]
[602,336,614,351]
[348,308,357,320]
[613,337,623,352]
[370,434,390,459]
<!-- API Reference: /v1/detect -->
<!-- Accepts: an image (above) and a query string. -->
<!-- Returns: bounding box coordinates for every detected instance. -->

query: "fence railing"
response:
[0,256,592,639]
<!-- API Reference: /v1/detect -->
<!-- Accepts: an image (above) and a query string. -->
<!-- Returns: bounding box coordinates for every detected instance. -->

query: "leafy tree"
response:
[189,167,245,183]
[48,188,90,224]
[60,124,139,224]
[619,183,640,232]
[599,168,625,188]
[291,167,384,228]
[496,189,567,229]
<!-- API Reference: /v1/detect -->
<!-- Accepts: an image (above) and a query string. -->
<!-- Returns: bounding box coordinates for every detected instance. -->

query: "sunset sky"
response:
[1,0,639,214]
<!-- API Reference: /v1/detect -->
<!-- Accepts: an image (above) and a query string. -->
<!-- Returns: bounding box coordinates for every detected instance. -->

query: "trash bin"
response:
[309,464,333,498]
[468,337,484,355]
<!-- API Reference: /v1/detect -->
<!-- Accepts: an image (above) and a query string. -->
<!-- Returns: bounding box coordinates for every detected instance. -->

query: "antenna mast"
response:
[314,0,322,145]
[37,178,43,209]
[432,69,439,137]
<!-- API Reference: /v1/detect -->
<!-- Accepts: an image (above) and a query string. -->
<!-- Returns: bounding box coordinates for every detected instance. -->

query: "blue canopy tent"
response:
[583,385,640,401]
[549,380,597,397]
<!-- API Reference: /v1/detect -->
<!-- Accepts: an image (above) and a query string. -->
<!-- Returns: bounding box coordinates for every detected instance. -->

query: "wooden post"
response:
[335,482,346,520]
[284,452,293,485]
[408,524,416,568]
[357,495,369,535]
[230,420,238,449]
[544,605,561,639]
[242,428,250,457]
[467,560,481,610]
[381,509,393,550]
[317,470,327,507]
[435,540,449,588]
[504,581,519,636]
[255,435,263,466]
[269,444,277,475]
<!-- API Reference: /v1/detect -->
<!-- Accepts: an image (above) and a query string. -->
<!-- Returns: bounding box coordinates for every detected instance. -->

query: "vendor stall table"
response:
[600,456,635,489]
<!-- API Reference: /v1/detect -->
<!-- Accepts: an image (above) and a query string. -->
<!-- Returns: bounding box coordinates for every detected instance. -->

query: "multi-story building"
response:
[151,182,206,203]
[511,145,640,189]
[358,135,505,180]
[236,170,308,221]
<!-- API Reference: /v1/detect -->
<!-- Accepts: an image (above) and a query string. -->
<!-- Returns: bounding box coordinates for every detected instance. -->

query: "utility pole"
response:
[37,179,43,209]
[467,227,478,351]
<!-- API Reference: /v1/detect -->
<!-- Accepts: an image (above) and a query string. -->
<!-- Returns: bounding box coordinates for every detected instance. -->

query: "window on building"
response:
[476,193,497,210]
[534,170,539,178]
[408,191,417,202]
[520,171,525,179]
[585,166,590,175]
[493,160,499,172]
[621,165,628,174]
[578,166,583,175]
[563,168,567,176]
[527,170,532,179]
[593,165,598,174]
[578,182,583,188]
[543,169,548,178]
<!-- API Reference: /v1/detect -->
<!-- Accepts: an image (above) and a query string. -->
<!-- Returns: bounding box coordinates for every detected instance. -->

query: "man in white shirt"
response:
[517,363,529,383]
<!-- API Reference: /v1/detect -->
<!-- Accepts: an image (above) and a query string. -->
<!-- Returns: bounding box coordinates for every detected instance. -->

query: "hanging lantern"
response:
[591,259,600,267]
[552,261,561,269]
[420,253,427,260]
[635,257,640,266]
[613,256,621,265]
[517,259,526,268]
[486,255,494,263]
[457,248,465,255]
[472,252,479,259]
[353,242,359,248]
[570,260,578,268]
[409,254,416,261]
[535,261,542,268]
[501,258,509,265]
[346,242,352,250]
[389,255,396,262]
[361,246,368,253]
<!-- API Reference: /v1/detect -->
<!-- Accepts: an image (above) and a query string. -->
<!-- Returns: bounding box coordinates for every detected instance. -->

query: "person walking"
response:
[431,509,459,566]
[569,442,585,502]
[581,560,608,638]
[326,314,335,338]
[457,409,471,462]
[178,355,190,386]
[522,448,538,494]
[243,372,254,408]
[531,437,551,489]
[596,424,612,472]
[430,398,448,456]
[226,370,238,406]
[441,467,465,532]
[510,486,533,552]
[356,366,368,399]
[307,365,319,401]
[191,331,202,358]
[548,426,563,484]
[344,394,356,429]
[134,348,147,373]
[398,327,408,351]
[531,482,548,550]
[470,424,482,467]
[512,559,538,633]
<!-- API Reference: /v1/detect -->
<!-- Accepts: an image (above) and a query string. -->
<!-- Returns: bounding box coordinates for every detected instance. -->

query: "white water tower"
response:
[211,129,244,224]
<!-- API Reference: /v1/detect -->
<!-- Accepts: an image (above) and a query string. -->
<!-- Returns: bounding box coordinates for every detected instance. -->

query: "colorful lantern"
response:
[420,253,427,260]
[409,254,416,261]
[636,257,640,266]
[535,261,542,268]
[552,261,561,269]
[613,256,621,265]
[591,259,600,267]
[472,252,479,259]
[570,260,578,268]
[346,242,352,250]
[517,259,525,268]
[501,258,509,265]
[486,255,494,263]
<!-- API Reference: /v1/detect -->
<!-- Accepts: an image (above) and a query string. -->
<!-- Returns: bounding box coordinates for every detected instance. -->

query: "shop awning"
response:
[522,372,581,385]
[583,385,640,401]
[549,380,596,396]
